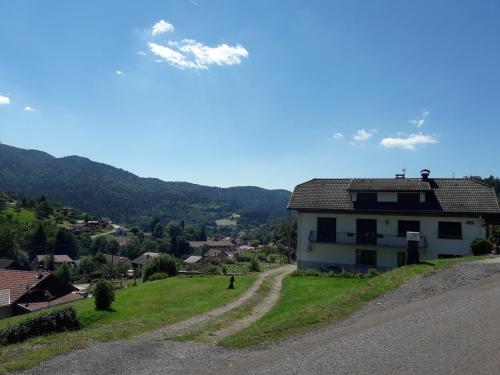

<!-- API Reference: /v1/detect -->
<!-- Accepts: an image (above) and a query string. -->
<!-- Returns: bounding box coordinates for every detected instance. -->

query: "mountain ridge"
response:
[0,144,290,226]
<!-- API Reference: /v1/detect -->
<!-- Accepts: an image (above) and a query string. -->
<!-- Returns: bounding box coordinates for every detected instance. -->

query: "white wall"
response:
[297,211,486,269]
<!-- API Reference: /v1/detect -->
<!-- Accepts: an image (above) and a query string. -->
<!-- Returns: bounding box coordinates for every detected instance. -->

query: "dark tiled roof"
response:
[0,269,49,303]
[131,252,160,265]
[288,178,500,214]
[104,254,130,264]
[16,292,83,312]
[348,179,431,191]
[188,240,235,248]
[0,258,15,269]
[36,254,74,263]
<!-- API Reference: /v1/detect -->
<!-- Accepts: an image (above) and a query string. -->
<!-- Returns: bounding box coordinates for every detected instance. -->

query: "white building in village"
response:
[288,170,500,271]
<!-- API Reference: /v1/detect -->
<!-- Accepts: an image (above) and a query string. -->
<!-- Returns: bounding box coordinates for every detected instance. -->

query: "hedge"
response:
[0,306,80,346]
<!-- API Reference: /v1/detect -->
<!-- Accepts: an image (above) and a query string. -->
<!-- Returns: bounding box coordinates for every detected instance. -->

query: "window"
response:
[438,222,462,239]
[356,249,377,266]
[397,220,420,237]
[397,193,420,203]
[356,219,377,244]
[317,217,336,242]
[357,192,377,203]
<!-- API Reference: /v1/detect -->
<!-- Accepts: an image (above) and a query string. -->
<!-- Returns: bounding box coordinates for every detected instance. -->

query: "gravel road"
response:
[18,259,500,375]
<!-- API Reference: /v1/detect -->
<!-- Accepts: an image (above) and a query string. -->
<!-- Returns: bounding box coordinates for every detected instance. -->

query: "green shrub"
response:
[221,265,228,275]
[248,257,261,272]
[225,258,235,265]
[147,272,169,281]
[143,254,178,282]
[0,306,80,346]
[470,237,494,256]
[200,264,221,275]
[366,268,380,278]
[93,279,115,310]
[291,268,321,277]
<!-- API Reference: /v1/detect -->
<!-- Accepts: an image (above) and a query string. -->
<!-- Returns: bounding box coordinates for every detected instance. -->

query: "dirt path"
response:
[212,264,295,338]
[143,264,296,341]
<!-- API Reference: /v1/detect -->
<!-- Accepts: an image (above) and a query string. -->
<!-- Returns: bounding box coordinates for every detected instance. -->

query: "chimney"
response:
[420,169,430,181]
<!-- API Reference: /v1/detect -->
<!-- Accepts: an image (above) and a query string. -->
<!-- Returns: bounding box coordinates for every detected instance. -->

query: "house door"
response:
[356,219,377,245]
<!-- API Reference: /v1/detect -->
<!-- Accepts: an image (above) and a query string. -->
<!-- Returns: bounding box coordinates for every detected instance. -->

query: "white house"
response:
[288,170,500,271]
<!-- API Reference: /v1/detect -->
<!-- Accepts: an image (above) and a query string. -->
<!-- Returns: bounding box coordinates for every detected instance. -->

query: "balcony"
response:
[308,231,428,249]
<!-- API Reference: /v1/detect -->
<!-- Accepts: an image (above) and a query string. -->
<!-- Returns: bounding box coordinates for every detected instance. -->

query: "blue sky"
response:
[1,0,499,190]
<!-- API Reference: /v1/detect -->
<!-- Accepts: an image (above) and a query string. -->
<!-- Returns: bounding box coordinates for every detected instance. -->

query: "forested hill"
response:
[0,144,291,226]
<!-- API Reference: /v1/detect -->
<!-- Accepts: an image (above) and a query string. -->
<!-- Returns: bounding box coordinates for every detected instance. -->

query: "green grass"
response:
[3,207,37,224]
[0,274,255,374]
[220,256,488,348]
[170,275,276,342]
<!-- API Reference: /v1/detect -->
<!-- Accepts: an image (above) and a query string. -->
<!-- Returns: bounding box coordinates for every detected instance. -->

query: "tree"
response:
[143,254,178,281]
[91,236,108,255]
[44,253,55,271]
[35,200,53,219]
[106,239,120,256]
[149,216,161,233]
[54,263,72,283]
[54,229,79,259]
[93,280,115,310]
[152,222,164,238]
[29,224,48,257]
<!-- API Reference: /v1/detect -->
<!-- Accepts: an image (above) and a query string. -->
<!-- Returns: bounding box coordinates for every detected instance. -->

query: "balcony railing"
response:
[308,231,428,248]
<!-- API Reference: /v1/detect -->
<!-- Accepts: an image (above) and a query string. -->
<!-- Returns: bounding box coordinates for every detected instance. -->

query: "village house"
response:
[31,254,76,271]
[203,248,233,262]
[182,255,204,270]
[131,252,160,276]
[188,239,236,252]
[0,269,82,319]
[288,170,500,271]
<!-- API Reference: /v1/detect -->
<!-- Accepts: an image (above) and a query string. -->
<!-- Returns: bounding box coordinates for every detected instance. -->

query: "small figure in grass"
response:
[228,274,235,289]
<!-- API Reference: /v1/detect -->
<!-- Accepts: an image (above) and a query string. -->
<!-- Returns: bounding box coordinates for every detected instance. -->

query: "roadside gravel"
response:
[342,259,500,322]
[18,258,500,375]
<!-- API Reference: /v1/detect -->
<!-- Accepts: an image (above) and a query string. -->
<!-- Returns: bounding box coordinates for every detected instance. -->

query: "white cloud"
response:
[115,70,124,75]
[333,132,344,140]
[24,106,35,112]
[148,39,249,70]
[0,95,11,105]
[409,110,430,128]
[152,20,175,36]
[137,51,147,56]
[380,133,438,150]
[353,129,374,142]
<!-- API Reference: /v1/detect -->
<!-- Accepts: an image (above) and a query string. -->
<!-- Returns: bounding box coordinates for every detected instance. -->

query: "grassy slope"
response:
[0,274,255,374]
[220,256,487,348]
[3,207,37,224]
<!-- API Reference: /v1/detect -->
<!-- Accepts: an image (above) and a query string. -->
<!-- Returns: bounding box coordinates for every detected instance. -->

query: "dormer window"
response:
[397,193,420,203]
[357,192,377,203]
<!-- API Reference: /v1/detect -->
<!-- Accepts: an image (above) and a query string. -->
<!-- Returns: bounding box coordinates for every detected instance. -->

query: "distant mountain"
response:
[0,144,291,227]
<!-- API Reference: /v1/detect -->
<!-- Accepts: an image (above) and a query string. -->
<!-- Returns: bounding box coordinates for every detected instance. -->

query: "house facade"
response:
[288,170,500,271]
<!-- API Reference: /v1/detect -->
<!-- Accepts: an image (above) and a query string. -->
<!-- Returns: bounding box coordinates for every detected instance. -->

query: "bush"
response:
[147,272,169,281]
[248,257,261,272]
[93,279,115,310]
[200,264,221,275]
[143,254,178,282]
[221,265,228,275]
[291,268,322,277]
[366,268,380,278]
[471,237,494,256]
[0,306,80,346]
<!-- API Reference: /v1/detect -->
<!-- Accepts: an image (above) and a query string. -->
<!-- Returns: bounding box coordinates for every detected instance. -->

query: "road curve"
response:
[19,260,500,375]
